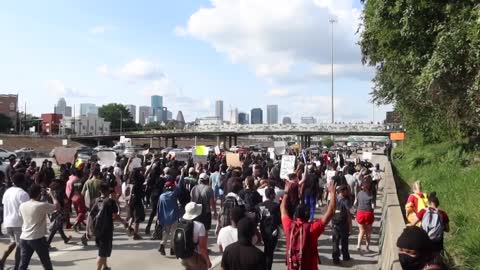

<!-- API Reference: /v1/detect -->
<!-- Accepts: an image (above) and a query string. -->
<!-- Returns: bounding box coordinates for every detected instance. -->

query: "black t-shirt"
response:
[239,190,262,212]
[100,197,119,239]
[256,200,281,235]
[304,173,319,197]
[221,240,265,270]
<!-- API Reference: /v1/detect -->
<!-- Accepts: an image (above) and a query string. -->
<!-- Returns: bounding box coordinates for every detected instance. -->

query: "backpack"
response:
[173,219,195,259]
[258,205,277,236]
[332,198,348,226]
[421,208,444,242]
[220,195,239,228]
[413,193,428,213]
[287,222,310,270]
[86,198,108,238]
[243,190,260,212]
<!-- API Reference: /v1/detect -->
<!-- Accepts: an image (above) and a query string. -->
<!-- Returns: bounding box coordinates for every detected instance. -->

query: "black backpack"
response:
[87,198,108,238]
[332,198,348,226]
[220,196,239,228]
[173,219,195,259]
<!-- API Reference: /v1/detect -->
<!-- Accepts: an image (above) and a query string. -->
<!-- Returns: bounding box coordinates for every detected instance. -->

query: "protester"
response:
[221,217,266,270]
[127,168,146,240]
[405,181,428,225]
[281,180,336,270]
[256,187,281,270]
[410,192,450,253]
[331,185,352,264]
[174,202,212,270]
[0,172,6,234]
[217,207,246,252]
[145,156,163,235]
[0,173,29,270]
[18,184,56,270]
[355,177,375,252]
[46,181,72,249]
[190,173,217,232]
[82,167,103,209]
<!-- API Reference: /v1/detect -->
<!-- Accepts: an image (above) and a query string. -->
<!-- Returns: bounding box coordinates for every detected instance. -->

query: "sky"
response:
[0,0,392,123]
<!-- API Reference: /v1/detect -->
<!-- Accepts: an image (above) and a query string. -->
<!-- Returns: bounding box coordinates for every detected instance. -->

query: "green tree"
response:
[322,137,334,148]
[0,114,13,133]
[360,0,480,142]
[98,103,137,132]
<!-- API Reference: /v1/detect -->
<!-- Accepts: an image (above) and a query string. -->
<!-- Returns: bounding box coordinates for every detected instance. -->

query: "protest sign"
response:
[97,151,117,167]
[274,141,287,155]
[195,145,208,156]
[54,147,76,165]
[280,155,296,179]
[214,146,221,155]
[0,140,3,146]
[362,151,373,160]
[129,157,142,171]
[226,152,242,167]
[175,152,191,162]
[62,139,68,146]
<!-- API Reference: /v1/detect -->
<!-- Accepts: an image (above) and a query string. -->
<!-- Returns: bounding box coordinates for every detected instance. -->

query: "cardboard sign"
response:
[193,155,207,164]
[390,132,405,141]
[175,152,191,162]
[97,151,117,167]
[128,157,142,171]
[62,139,68,146]
[269,151,275,160]
[195,145,208,156]
[226,152,242,167]
[362,151,373,160]
[280,155,296,179]
[53,147,77,165]
[214,146,221,155]
[0,140,3,146]
[274,141,287,156]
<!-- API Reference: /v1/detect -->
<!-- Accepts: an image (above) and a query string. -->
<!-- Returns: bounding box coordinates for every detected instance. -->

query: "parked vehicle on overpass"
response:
[15,147,36,158]
[0,148,16,160]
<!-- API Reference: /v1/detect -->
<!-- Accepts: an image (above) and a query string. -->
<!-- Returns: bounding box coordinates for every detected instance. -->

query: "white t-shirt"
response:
[193,220,206,244]
[19,200,55,240]
[217,225,237,250]
[257,187,284,203]
[325,170,336,185]
[2,187,29,228]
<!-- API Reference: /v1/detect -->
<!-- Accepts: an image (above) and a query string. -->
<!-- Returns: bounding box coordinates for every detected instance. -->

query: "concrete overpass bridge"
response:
[71,123,397,147]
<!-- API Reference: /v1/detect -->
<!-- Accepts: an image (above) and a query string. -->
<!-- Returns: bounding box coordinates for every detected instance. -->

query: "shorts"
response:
[356,210,374,225]
[96,237,113,258]
[7,227,22,244]
[181,252,208,270]
[128,203,145,223]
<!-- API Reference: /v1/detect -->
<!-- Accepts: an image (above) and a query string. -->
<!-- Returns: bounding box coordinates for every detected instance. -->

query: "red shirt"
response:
[416,208,449,225]
[406,192,427,213]
[282,216,325,270]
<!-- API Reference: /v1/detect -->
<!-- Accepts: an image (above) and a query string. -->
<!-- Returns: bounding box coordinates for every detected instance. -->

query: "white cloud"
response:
[177,0,369,84]
[266,88,291,97]
[90,25,108,34]
[98,59,164,81]
[142,78,179,97]
[45,80,95,98]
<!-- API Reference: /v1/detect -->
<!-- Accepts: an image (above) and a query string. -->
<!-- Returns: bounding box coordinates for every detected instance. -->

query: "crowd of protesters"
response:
[0,145,448,270]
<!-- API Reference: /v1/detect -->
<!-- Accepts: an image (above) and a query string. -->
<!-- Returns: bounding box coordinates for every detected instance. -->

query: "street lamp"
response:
[329,18,337,124]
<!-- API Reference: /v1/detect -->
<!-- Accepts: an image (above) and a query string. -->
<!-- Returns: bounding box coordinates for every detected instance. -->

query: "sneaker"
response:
[332,258,341,265]
[49,246,58,251]
[64,235,73,244]
[170,248,175,256]
[81,235,88,246]
[145,227,150,235]
[133,234,142,240]
[158,245,166,256]
[343,256,351,261]
[0,259,5,270]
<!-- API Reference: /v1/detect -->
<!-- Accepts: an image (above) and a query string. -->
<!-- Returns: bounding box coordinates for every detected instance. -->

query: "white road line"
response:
[49,245,85,258]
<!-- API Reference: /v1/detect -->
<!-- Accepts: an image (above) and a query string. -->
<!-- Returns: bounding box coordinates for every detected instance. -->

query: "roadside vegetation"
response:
[393,140,480,270]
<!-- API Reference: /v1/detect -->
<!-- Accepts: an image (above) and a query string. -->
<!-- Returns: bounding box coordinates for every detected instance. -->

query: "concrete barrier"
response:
[376,158,404,270]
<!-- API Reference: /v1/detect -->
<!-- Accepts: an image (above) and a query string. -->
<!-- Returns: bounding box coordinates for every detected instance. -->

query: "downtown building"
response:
[80,103,98,116]
[301,116,317,124]
[138,106,151,125]
[0,94,18,131]
[60,114,111,136]
[238,112,249,125]
[266,105,278,124]
[54,98,72,117]
[125,104,136,123]
[215,100,224,123]
[251,108,263,124]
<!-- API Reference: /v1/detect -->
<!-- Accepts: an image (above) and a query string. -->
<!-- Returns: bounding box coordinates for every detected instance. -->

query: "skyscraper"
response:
[238,112,248,125]
[230,108,239,124]
[80,103,98,116]
[251,108,263,124]
[176,111,185,123]
[215,100,224,122]
[267,105,278,124]
[282,117,292,125]
[54,98,67,116]
[301,116,316,124]
[151,95,163,116]
[138,106,151,125]
[125,105,136,122]
[65,106,72,117]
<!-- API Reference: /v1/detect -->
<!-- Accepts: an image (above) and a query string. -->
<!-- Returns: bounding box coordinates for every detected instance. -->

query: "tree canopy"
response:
[98,103,137,131]
[360,0,480,143]
[0,114,13,133]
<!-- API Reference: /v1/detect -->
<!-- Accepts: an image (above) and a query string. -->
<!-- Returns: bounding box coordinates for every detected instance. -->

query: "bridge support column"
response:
[150,137,154,148]
[171,137,176,147]
[228,136,232,148]
[307,136,311,148]
[165,137,169,147]
[216,136,220,147]
[234,136,238,146]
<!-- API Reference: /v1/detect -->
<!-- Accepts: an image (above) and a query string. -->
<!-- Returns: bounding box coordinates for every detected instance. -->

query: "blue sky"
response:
[0,0,391,123]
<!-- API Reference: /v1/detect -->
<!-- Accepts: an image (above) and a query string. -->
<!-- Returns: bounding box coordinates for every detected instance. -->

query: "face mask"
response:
[399,253,423,270]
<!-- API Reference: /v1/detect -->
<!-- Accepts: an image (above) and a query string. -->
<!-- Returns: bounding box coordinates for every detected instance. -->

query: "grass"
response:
[393,142,480,270]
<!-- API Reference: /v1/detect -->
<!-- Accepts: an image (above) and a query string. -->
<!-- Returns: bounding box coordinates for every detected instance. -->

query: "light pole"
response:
[120,110,123,133]
[329,18,337,124]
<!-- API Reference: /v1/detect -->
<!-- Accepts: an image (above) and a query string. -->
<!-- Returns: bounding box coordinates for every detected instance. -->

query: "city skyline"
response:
[0,1,392,123]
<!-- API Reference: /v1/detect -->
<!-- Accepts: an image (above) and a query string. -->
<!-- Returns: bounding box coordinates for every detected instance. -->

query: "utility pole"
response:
[329,18,337,124]
[120,110,123,133]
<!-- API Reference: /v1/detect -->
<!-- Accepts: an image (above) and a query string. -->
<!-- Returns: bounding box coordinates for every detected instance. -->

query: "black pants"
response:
[262,232,278,270]
[146,194,160,230]
[332,226,350,261]
[19,237,53,270]
[47,219,69,245]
